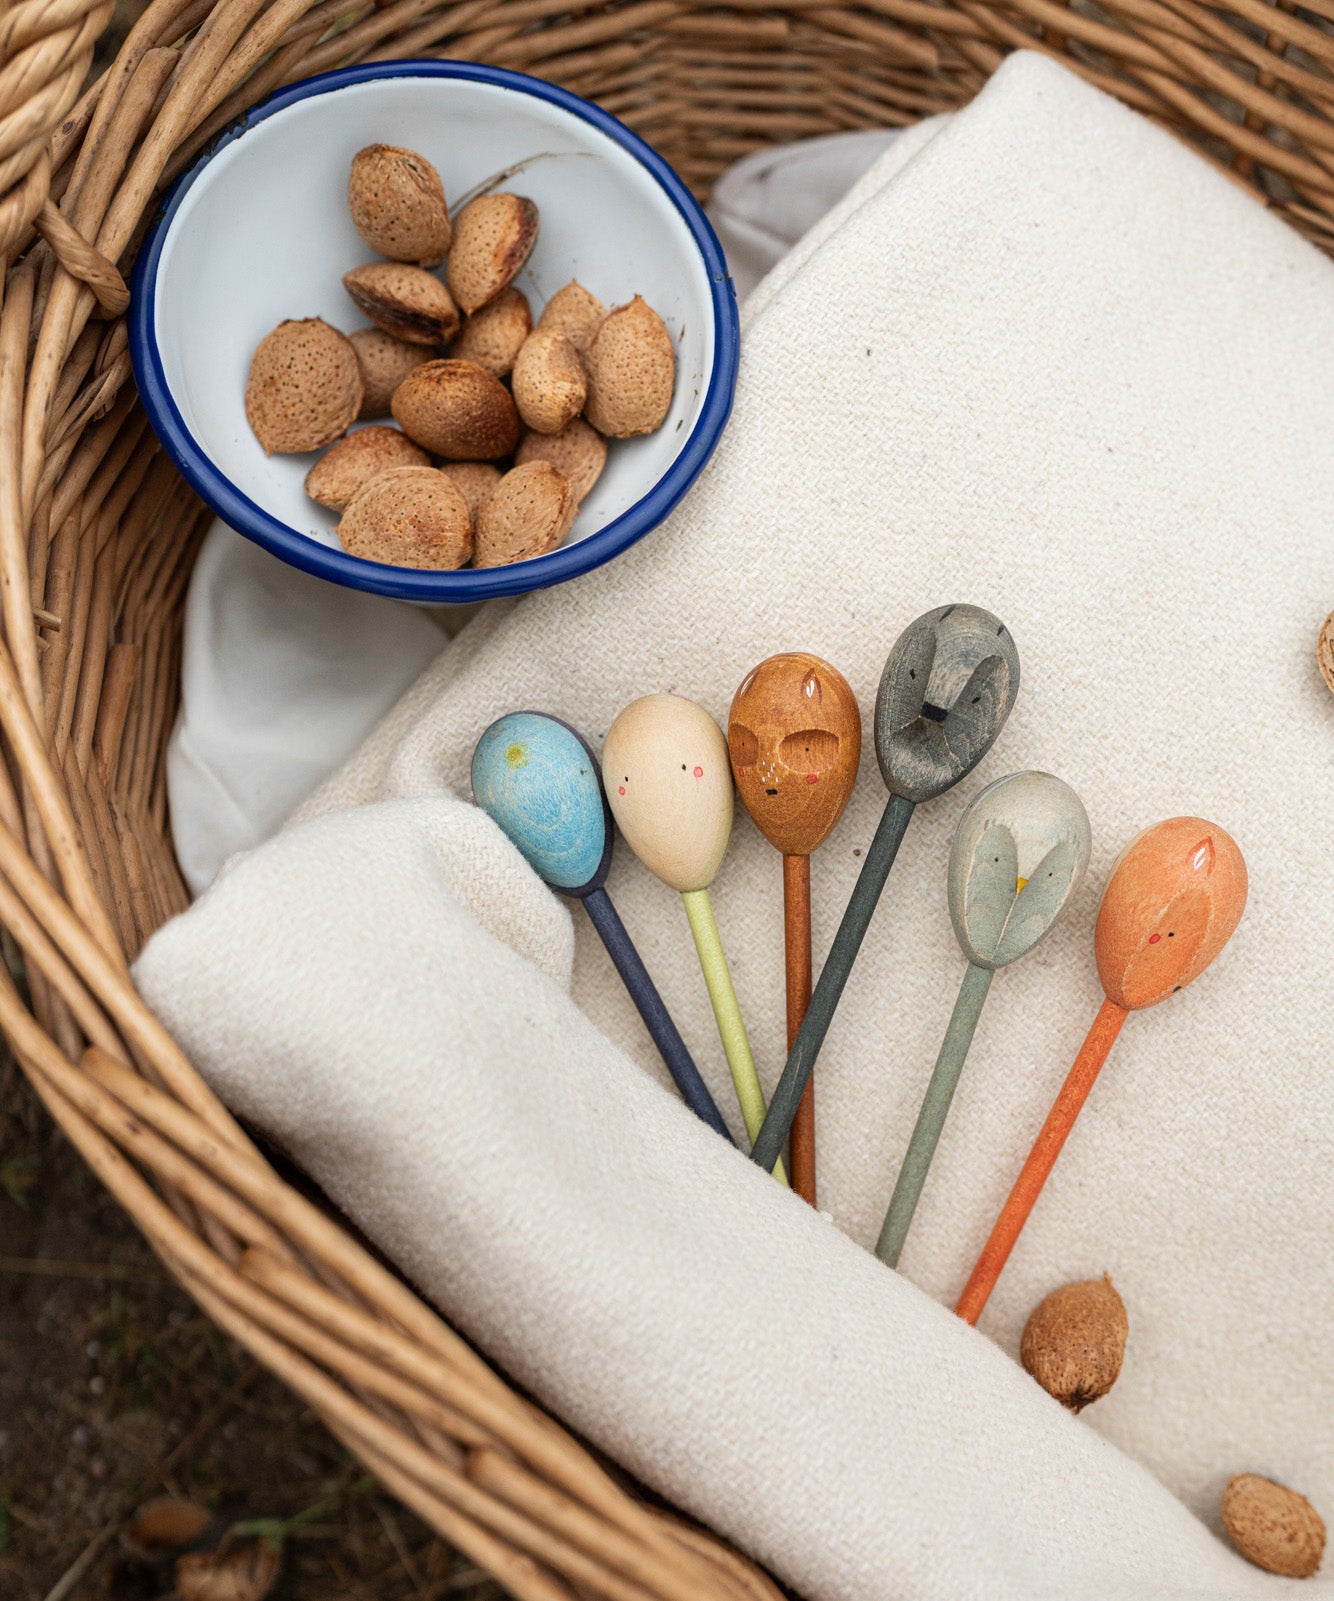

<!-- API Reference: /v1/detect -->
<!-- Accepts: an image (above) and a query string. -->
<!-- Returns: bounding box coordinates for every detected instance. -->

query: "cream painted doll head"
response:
[603,694,734,892]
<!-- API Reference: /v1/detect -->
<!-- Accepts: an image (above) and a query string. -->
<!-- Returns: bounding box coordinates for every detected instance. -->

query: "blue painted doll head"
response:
[471,712,613,896]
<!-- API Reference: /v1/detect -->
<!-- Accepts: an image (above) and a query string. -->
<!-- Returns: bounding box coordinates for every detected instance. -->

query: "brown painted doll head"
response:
[727,653,862,856]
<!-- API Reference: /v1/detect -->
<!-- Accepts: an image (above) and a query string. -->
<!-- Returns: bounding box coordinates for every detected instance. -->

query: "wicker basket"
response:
[4,0,1334,1595]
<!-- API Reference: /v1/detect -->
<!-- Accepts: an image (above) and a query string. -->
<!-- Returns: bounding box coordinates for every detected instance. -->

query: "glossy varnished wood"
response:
[729,653,861,1204]
[605,695,784,1179]
[783,852,815,1204]
[1094,817,1248,1010]
[955,816,1248,1322]
[603,695,732,895]
[874,604,1020,806]
[877,773,1091,1268]
[751,606,1021,1176]
[471,711,731,1140]
[728,653,861,858]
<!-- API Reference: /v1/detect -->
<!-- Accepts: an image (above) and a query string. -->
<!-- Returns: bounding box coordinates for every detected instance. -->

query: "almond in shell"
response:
[538,279,605,354]
[446,193,538,315]
[343,263,459,346]
[512,328,586,435]
[440,462,502,524]
[349,327,431,418]
[1223,1475,1325,1578]
[452,287,532,377]
[1020,1276,1127,1412]
[583,295,675,437]
[474,462,574,567]
[515,416,606,504]
[348,143,451,266]
[245,318,362,455]
[304,426,429,511]
[392,359,519,460]
[337,465,472,569]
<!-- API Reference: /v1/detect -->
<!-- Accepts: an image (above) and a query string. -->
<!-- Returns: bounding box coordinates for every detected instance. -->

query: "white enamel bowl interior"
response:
[149,71,719,586]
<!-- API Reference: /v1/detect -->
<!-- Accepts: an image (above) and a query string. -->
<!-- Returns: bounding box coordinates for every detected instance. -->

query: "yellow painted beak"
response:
[1015,876,1028,893]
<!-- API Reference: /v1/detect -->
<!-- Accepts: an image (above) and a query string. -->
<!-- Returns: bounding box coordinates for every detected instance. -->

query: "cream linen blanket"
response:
[135,52,1334,1600]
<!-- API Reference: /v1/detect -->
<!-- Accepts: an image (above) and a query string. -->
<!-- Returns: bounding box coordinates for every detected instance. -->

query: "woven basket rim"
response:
[7,0,1334,1593]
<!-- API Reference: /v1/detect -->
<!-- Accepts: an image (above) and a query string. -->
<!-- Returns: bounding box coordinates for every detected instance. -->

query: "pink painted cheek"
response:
[693,766,703,778]
[1148,933,1161,944]
[805,772,819,784]
[617,785,625,796]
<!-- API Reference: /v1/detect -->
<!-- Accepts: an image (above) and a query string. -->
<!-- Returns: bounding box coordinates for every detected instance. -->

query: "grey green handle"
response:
[876,961,993,1267]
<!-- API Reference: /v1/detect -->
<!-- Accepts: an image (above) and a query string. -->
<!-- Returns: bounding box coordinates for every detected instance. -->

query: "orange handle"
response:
[783,854,816,1207]
[955,997,1128,1324]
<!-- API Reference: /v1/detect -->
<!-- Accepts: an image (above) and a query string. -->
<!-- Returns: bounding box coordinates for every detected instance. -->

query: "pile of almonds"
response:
[244,143,677,570]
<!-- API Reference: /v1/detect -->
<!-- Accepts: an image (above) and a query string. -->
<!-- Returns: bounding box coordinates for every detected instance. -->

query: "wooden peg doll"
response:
[729,652,861,1205]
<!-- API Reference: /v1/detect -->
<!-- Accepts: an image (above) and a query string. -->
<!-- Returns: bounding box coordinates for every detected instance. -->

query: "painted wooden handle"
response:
[955,997,1128,1323]
[751,792,916,1174]
[783,854,816,1206]
[582,887,734,1144]
[876,961,993,1269]
[681,887,788,1187]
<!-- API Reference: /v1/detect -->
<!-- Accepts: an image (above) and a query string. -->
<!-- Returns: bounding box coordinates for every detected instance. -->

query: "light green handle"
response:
[876,961,993,1267]
[682,888,788,1187]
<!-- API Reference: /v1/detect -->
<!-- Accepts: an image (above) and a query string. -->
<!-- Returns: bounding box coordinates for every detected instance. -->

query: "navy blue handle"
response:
[583,887,735,1144]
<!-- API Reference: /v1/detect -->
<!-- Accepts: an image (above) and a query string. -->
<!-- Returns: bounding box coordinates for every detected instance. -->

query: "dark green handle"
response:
[750,793,915,1173]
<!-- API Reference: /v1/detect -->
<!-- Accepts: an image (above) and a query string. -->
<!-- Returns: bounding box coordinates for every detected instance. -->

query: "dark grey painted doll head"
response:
[874,604,1020,804]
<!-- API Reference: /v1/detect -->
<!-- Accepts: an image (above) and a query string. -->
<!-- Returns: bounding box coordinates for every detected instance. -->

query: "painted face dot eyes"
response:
[972,696,981,704]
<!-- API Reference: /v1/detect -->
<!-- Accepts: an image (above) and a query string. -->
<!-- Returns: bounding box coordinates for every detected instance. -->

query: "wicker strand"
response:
[5,2,1334,1596]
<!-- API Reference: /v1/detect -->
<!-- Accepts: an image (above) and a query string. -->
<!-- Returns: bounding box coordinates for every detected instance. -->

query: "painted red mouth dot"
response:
[805,772,819,784]
[693,766,703,778]
[1148,933,1161,944]
[617,785,625,796]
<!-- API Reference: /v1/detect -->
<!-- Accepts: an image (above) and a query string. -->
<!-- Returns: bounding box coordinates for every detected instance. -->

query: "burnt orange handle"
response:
[955,997,1128,1324]
[783,854,815,1207]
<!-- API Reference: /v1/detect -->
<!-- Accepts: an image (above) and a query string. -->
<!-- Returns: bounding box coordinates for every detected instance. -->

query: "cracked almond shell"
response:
[582,295,675,437]
[474,461,574,567]
[446,193,539,315]
[391,359,519,460]
[343,263,459,346]
[1020,1275,1127,1413]
[1223,1476,1326,1578]
[336,465,472,569]
[440,462,502,524]
[348,143,451,266]
[245,317,363,455]
[512,328,586,435]
[452,287,532,377]
[515,417,605,504]
[349,327,431,419]
[538,279,606,354]
[304,426,429,511]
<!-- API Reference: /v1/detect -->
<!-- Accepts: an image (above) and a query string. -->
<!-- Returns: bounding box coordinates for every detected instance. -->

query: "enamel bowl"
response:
[130,61,740,601]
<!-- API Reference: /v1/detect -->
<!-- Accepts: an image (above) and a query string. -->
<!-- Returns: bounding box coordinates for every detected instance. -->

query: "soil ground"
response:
[0,1052,495,1601]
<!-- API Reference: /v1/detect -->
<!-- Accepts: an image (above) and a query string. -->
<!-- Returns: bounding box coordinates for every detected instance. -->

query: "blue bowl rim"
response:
[129,59,740,602]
